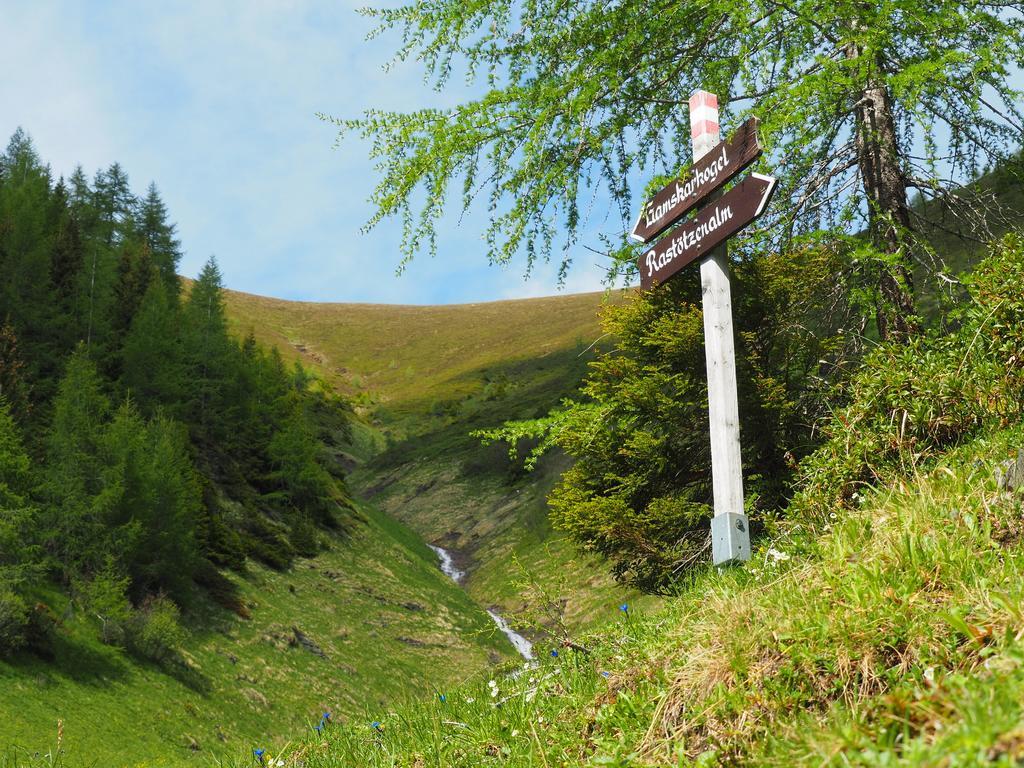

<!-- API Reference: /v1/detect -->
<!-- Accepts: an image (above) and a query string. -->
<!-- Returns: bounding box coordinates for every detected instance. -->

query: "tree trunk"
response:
[848,46,918,340]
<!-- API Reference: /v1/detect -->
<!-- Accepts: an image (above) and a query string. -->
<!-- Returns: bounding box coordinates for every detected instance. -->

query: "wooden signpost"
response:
[634,91,775,566]
[630,117,762,245]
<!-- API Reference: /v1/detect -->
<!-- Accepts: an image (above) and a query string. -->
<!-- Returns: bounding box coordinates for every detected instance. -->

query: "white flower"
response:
[466,697,475,704]
[923,666,935,684]
[766,548,790,563]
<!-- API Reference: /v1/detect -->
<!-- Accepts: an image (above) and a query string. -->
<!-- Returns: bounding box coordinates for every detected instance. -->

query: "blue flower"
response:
[371,721,382,731]
[438,693,446,703]
[550,649,559,658]
[253,748,266,764]
[619,603,629,613]
[314,724,323,734]
[600,671,610,678]
[322,711,332,722]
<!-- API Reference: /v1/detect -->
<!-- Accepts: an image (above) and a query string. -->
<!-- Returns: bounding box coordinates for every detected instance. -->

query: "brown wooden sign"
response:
[631,118,762,244]
[626,117,765,244]
[637,173,776,290]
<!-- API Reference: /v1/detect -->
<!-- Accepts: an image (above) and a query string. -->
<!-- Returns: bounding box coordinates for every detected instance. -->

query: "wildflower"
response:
[321,711,332,723]
[438,693,447,703]
[253,748,266,765]
[550,649,559,658]
[466,697,475,704]
[314,724,323,734]
[766,548,790,563]
[923,666,936,684]
[619,603,629,614]
[371,721,383,731]
[600,671,610,679]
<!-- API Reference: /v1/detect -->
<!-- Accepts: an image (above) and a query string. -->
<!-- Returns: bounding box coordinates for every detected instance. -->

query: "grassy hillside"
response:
[215,426,1024,767]
[0,503,514,767]
[218,289,621,430]
[217,286,651,634]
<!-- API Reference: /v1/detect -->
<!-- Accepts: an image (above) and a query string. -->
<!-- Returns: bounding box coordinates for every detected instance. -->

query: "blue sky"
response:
[0,1,611,304]
[2,4,1020,305]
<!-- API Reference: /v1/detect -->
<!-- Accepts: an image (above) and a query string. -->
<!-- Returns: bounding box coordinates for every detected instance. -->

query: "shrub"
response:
[478,240,853,592]
[78,563,132,646]
[0,588,29,656]
[128,595,187,664]
[792,233,1024,519]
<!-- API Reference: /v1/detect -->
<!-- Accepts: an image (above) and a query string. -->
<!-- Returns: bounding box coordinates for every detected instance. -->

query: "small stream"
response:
[428,544,534,660]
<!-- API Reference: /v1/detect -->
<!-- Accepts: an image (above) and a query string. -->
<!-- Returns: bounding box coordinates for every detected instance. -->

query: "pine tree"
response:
[121,280,184,414]
[44,347,110,570]
[0,324,31,423]
[92,163,136,248]
[182,257,231,443]
[0,399,35,653]
[0,129,62,395]
[95,404,200,601]
[136,183,183,298]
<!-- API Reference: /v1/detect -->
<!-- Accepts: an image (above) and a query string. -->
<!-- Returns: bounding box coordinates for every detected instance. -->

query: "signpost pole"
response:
[689,90,751,566]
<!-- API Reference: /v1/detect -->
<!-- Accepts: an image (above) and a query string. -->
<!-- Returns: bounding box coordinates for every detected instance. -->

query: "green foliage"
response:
[330,0,1023,330]
[0,588,28,657]
[794,233,1024,518]
[0,130,357,670]
[267,398,343,528]
[127,594,186,664]
[480,239,853,591]
[94,404,202,602]
[77,561,132,646]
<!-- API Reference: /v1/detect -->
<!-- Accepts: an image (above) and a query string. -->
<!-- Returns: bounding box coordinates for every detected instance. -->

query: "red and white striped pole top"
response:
[689,90,720,163]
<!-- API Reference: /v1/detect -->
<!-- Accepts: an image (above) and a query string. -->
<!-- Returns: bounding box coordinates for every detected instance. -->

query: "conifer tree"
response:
[92,163,135,248]
[183,256,231,442]
[0,324,31,423]
[122,280,184,414]
[0,130,63,393]
[95,404,200,600]
[44,347,110,569]
[0,399,35,652]
[136,183,183,298]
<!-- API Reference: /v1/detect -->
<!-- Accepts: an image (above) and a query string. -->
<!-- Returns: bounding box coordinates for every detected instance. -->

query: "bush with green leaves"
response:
[0,587,29,656]
[77,562,132,646]
[793,233,1024,519]
[128,594,186,664]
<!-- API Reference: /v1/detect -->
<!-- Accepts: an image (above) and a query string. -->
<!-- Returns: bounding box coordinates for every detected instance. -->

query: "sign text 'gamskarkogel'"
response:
[630,117,762,244]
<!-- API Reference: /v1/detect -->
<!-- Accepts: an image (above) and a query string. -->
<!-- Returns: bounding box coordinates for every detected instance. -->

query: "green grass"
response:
[0,502,515,768]
[196,425,1024,767]
[215,287,624,431]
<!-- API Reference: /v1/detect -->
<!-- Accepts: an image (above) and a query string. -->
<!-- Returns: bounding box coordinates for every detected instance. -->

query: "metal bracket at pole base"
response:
[711,512,751,566]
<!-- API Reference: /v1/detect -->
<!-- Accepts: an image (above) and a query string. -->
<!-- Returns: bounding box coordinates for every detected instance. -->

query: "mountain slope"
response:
[0,502,513,767]
[224,426,1024,768]
[217,286,653,633]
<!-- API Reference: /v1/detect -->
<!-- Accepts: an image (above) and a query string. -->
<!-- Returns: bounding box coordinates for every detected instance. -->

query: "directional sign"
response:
[637,172,776,290]
[630,118,762,244]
